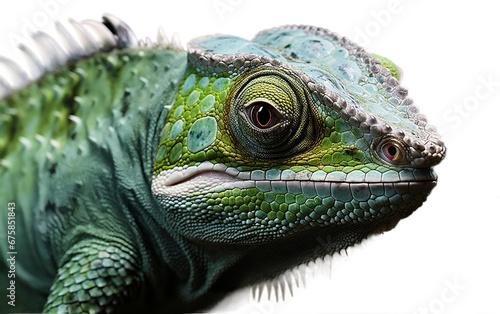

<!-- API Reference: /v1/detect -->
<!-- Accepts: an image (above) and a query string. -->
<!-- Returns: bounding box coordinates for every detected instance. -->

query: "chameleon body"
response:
[0,15,445,313]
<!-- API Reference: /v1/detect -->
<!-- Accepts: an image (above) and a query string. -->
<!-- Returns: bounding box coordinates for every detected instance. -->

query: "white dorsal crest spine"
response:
[0,14,184,99]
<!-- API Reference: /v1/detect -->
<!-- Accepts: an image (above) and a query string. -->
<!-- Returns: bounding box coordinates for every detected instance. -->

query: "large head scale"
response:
[152,25,445,287]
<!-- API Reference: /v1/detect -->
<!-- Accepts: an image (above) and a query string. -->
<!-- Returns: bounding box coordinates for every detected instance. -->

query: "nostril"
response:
[427,144,436,154]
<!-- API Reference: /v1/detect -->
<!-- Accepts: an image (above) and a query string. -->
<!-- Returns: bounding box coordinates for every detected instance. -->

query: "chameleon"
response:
[0,14,445,313]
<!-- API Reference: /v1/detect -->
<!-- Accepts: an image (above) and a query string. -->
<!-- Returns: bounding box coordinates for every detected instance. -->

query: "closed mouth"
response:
[152,161,437,196]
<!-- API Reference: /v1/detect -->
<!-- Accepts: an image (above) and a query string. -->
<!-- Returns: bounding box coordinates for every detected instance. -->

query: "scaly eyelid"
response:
[243,98,281,112]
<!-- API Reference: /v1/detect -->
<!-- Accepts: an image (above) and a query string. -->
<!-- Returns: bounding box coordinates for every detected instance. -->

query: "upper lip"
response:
[156,161,437,187]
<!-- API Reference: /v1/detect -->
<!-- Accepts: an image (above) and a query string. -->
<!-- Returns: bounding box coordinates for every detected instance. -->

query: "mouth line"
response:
[153,161,438,189]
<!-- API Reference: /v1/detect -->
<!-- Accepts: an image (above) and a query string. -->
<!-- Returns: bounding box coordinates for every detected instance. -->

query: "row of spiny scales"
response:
[0,14,183,99]
[249,251,344,303]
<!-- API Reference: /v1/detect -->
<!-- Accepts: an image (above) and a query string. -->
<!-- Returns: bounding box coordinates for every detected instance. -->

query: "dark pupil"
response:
[252,103,274,128]
[387,145,397,156]
[257,105,271,126]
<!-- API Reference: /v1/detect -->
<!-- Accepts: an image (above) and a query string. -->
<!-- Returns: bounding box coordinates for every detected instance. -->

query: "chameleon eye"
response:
[227,68,322,159]
[376,138,406,164]
[245,99,283,130]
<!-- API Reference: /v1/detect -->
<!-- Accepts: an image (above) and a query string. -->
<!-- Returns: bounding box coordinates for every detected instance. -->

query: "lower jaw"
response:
[154,178,436,295]
[155,173,436,243]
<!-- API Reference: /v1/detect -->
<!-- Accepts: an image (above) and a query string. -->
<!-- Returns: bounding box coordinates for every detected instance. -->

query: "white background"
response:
[1,1,499,313]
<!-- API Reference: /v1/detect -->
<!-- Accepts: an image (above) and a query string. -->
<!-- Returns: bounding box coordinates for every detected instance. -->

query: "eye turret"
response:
[227,68,322,159]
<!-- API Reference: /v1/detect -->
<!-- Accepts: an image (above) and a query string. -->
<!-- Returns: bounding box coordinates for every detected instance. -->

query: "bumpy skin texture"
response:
[0,16,445,313]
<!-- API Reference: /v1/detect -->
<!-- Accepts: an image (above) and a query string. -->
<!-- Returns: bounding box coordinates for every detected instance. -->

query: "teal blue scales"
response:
[0,15,445,313]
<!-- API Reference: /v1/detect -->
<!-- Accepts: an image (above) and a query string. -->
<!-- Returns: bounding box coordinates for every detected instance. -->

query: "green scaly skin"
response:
[0,16,445,313]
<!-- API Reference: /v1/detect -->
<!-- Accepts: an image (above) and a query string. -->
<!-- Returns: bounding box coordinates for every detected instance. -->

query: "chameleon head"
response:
[152,26,445,271]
